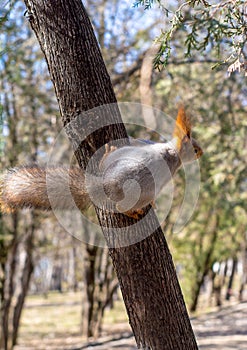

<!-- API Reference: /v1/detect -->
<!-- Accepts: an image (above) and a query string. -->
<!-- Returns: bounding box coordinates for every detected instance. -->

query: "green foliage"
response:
[133,0,158,10]
[152,53,246,309]
[0,0,15,27]
[135,0,247,74]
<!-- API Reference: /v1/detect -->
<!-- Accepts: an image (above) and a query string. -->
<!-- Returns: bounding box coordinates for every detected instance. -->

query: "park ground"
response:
[14,292,247,350]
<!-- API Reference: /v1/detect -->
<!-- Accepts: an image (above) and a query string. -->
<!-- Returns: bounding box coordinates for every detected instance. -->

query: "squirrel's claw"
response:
[122,208,145,220]
[99,143,118,170]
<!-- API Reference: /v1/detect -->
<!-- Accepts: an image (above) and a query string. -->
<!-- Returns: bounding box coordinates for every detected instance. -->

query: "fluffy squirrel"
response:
[0,107,203,216]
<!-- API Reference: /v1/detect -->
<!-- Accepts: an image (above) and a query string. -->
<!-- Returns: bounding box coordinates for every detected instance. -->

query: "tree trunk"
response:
[93,247,118,338]
[226,258,237,301]
[68,239,78,292]
[190,214,219,313]
[22,1,198,348]
[81,243,98,338]
[11,214,35,347]
[1,214,19,350]
[0,215,6,349]
[239,248,247,301]
[139,45,157,128]
[81,221,118,339]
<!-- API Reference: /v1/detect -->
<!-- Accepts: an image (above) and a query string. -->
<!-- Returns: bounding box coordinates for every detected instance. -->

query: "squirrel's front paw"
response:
[99,143,118,170]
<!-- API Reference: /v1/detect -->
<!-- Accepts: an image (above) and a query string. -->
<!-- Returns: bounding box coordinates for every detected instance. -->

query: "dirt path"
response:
[14,301,247,350]
[192,301,247,349]
[80,302,247,350]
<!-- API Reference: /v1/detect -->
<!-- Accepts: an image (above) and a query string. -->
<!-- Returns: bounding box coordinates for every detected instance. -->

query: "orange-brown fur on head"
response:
[173,106,191,146]
[173,106,203,162]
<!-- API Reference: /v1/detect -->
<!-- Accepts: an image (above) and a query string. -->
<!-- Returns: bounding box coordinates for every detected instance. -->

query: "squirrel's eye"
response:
[194,148,198,154]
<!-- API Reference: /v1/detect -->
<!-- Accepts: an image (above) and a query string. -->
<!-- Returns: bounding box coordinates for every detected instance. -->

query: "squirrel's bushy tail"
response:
[0,166,91,213]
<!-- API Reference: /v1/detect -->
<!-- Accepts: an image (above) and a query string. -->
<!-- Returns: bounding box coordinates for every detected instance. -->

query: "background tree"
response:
[0,1,63,347]
[132,0,247,311]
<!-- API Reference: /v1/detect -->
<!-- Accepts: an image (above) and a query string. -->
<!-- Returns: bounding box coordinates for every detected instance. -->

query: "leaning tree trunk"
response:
[22,1,198,348]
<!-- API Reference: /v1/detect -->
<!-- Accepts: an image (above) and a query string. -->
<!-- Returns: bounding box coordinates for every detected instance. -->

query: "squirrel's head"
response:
[173,106,203,163]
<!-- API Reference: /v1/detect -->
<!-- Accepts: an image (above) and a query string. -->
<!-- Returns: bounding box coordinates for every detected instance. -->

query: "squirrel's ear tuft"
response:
[173,106,192,141]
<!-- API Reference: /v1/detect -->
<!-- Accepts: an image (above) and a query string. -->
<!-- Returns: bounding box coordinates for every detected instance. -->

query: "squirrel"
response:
[0,106,203,216]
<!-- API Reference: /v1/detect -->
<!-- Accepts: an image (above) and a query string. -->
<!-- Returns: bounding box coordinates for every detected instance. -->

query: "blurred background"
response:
[0,0,246,349]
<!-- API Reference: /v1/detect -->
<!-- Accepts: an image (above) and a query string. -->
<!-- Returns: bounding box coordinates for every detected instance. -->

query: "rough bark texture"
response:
[12,216,35,346]
[225,257,237,301]
[1,214,19,350]
[22,0,198,348]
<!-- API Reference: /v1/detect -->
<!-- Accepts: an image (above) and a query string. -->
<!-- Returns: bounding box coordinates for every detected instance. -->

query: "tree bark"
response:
[190,213,219,313]
[11,213,35,347]
[239,247,247,301]
[81,243,98,338]
[1,214,19,350]
[225,257,237,301]
[22,1,198,348]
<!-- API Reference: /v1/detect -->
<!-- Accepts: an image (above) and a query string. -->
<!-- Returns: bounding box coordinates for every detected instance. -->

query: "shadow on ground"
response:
[14,301,247,350]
